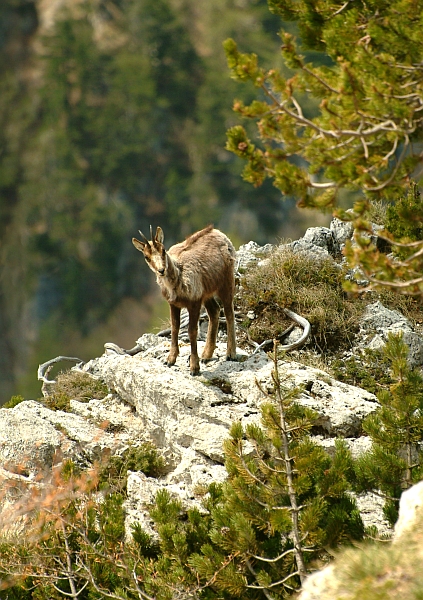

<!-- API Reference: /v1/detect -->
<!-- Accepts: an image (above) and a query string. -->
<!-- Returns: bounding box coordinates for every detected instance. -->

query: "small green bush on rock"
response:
[3,395,26,409]
[42,370,109,412]
[99,443,167,493]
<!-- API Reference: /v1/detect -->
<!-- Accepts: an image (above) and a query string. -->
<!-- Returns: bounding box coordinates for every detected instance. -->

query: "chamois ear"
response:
[155,226,164,245]
[132,238,147,253]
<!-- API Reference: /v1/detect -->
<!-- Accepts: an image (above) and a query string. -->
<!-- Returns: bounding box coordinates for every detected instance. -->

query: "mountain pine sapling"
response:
[189,343,364,598]
[354,332,423,525]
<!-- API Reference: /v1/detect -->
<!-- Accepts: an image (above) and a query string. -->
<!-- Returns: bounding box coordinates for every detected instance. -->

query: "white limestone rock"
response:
[0,400,118,476]
[86,339,379,461]
[236,240,274,272]
[393,480,423,541]
[330,217,354,247]
[357,300,423,367]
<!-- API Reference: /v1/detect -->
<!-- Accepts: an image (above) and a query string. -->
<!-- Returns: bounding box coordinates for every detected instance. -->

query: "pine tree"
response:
[223,0,423,295]
[354,333,423,525]
[224,0,423,208]
[188,344,364,598]
[0,448,170,600]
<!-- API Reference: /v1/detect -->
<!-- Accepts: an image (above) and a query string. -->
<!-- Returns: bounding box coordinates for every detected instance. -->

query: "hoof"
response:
[226,355,238,362]
[166,361,176,367]
[200,357,213,364]
[190,370,201,376]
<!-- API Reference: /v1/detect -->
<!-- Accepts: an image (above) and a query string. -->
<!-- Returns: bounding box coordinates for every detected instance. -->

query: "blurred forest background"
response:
[0,0,327,404]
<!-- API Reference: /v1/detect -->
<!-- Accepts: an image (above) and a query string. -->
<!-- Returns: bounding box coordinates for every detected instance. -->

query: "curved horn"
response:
[150,225,153,241]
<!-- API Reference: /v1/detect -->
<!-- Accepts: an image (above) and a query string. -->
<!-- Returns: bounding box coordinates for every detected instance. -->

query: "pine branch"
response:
[246,558,299,591]
[195,553,240,594]
[252,548,296,563]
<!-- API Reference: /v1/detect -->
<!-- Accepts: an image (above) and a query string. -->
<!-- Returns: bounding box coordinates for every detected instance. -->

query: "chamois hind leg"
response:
[166,304,181,367]
[201,297,220,362]
[220,285,237,362]
[187,302,202,376]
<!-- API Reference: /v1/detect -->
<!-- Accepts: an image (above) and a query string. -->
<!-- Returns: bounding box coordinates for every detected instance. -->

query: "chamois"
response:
[132,225,237,375]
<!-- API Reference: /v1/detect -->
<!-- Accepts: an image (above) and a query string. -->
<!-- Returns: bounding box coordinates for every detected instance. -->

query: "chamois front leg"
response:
[187,302,202,376]
[167,304,181,367]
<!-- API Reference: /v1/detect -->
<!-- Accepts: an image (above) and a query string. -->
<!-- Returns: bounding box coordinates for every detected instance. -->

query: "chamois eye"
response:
[145,256,151,262]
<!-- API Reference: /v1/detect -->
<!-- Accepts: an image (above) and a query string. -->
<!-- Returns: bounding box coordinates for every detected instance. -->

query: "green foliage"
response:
[60,459,83,481]
[344,182,423,296]
[3,395,25,409]
[224,2,423,208]
[239,247,363,351]
[354,333,423,525]
[331,348,395,395]
[99,442,166,492]
[343,184,423,295]
[41,370,109,412]
[385,182,423,259]
[0,454,169,599]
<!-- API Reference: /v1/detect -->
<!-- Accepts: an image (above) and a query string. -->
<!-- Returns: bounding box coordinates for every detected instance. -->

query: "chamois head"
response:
[132,226,167,276]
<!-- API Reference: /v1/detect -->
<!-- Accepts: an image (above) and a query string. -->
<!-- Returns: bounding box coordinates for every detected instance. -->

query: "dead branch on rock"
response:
[106,308,227,356]
[38,356,85,385]
[251,308,311,355]
[105,311,194,356]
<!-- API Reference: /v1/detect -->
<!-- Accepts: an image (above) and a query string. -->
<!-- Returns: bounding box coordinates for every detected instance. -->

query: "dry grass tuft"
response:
[238,247,365,353]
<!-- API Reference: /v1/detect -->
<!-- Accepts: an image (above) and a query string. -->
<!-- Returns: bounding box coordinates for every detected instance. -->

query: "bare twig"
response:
[38,356,85,385]
[246,558,298,592]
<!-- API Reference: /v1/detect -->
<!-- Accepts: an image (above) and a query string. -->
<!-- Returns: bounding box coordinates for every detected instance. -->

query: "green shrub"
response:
[354,333,423,525]
[331,348,395,395]
[99,443,166,492]
[42,370,109,412]
[3,395,25,409]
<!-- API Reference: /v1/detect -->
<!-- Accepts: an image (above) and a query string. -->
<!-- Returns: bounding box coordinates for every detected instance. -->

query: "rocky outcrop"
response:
[87,337,379,449]
[86,334,389,538]
[355,300,423,367]
[289,225,341,258]
[1,220,422,550]
[0,332,386,534]
[0,399,122,476]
